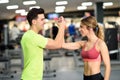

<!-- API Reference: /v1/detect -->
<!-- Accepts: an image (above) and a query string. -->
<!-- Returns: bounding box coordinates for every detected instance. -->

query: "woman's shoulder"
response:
[97,39,107,47]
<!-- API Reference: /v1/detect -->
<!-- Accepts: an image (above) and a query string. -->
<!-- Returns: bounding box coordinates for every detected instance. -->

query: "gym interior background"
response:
[0,0,120,80]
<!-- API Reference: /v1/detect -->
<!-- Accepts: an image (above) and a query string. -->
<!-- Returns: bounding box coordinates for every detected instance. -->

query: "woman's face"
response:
[79,23,89,37]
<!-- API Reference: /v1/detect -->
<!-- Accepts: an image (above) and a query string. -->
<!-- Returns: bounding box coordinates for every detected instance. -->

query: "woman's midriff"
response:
[83,61,101,76]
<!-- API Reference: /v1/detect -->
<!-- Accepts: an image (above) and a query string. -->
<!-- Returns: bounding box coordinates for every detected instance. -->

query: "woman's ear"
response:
[90,28,93,31]
[87,27,92,31]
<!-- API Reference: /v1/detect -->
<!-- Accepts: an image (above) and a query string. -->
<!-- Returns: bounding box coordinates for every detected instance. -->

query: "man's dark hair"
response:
[27,8,44,26]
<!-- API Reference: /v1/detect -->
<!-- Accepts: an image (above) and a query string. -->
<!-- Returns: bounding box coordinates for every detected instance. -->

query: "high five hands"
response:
[56,16,66,29]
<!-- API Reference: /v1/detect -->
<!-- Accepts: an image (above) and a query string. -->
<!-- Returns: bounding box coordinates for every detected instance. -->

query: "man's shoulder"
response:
[21,31,31,40]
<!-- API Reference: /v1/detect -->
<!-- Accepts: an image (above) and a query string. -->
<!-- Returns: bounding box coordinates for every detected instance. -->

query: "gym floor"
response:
[0,51,120,80]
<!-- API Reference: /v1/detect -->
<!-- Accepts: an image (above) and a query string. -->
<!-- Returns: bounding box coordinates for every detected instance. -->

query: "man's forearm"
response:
[54,26,65,48]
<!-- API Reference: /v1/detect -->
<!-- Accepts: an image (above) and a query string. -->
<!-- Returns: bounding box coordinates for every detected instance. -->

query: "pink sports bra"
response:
[81,39,101,61]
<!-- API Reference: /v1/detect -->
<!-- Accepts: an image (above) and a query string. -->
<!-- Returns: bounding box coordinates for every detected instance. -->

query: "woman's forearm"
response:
[104,65,111,80]
[62,42,80,50]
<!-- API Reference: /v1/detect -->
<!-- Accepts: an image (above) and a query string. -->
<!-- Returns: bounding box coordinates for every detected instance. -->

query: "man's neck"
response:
[30,26,39,34]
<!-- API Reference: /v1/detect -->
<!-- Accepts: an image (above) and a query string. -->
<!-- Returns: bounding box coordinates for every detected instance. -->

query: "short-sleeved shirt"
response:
[68,24,76,35]
[21,30,48,80]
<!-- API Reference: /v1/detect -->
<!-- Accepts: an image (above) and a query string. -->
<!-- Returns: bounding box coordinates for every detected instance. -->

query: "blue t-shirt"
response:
[68,24,76,35]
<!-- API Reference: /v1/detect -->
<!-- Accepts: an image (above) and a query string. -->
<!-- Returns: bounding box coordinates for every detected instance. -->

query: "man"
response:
[51,22,58,39]
[9,24,20,41]
[20,8,66,80]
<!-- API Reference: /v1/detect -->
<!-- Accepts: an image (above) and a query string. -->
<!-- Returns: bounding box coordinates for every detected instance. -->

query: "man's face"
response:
[33,14,45,31]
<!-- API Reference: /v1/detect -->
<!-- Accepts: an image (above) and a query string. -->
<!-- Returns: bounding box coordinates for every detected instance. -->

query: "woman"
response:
[62,16,111,80]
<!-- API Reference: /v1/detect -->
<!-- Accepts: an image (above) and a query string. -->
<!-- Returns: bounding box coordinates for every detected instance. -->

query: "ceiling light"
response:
[55,9,64,13]
[23,0,36,5]
[0,0,9,4]
[15,9,25,13]
[21,12,28,16]
[103,2,113,6]
[81,2,93,6]
[29,6,40,10]
[55,6,65,10]
[6,5,19,10]
[55,6,65,13]
[77,6,87,10]
[56,1,68,5]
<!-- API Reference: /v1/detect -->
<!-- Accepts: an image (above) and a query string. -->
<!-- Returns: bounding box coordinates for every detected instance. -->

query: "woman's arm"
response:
[99,40,111,80]
[62,41,84,50]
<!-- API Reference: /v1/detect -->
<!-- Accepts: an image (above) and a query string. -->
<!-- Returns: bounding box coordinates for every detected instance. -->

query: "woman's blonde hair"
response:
[81,16,104,40]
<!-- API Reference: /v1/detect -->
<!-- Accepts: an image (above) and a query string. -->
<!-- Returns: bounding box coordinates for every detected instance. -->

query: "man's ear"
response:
[32,19,36,24]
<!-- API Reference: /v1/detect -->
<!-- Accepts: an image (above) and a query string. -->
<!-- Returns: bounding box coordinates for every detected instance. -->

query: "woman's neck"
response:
[87,33,98,42]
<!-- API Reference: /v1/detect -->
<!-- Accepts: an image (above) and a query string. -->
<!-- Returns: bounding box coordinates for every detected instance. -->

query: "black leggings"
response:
[83,73,104,80]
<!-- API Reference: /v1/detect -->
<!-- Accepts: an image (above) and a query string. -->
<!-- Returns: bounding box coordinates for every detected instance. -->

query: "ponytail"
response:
[97,24,104,40]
